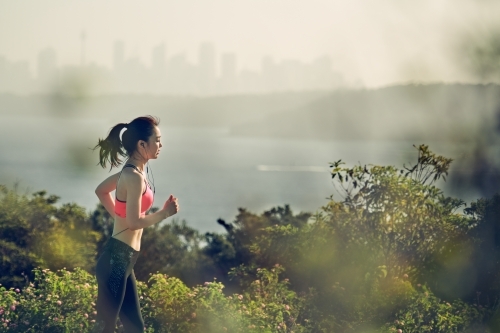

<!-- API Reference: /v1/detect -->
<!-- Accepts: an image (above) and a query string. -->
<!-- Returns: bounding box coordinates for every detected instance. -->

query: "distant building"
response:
[198,43,216,95]
[167,53,196,95]
[261,56,285,92]
[113,41,125,70]
[219,53,237,94]
[150,43,167,94]
[37,47,57,83]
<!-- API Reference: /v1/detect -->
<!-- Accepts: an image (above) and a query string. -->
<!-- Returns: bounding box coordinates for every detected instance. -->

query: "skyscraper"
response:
[113,41,125,70]
[198,42,216,95]
[37,47,57,82]
[151,43,166,73]
[150,43,167,93]
[220,53,237,94]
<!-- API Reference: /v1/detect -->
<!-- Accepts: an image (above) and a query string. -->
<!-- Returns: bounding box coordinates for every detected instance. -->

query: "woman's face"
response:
[143,126,162,160]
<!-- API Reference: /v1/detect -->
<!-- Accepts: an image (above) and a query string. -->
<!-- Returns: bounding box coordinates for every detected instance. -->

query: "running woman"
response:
[92,115,179,332]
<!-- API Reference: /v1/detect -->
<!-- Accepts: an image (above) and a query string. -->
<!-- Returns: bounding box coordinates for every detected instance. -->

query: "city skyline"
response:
[0,41,346,95]
[2,1,500,90]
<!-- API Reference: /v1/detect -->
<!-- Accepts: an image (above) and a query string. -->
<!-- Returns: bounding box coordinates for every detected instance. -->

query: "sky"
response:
[1,0,499,87]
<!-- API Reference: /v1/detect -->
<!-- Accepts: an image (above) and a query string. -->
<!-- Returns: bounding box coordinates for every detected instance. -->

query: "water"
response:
[0,115,465,233]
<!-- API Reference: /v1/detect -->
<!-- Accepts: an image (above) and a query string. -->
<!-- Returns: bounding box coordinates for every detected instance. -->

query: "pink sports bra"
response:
[114,164,154,218]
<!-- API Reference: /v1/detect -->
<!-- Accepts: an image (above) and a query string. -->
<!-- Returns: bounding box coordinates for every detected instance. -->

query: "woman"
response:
[92,115,179,333]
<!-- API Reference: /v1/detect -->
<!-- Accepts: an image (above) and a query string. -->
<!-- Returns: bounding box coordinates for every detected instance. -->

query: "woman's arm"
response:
[95,172,121,217]
[123,171,178,230]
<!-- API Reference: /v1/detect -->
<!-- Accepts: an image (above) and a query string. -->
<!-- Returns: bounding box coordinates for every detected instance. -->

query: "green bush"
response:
[0,267,98,332]
[0,266,306,333]
[0,186,100,289]
[380,285,489,333]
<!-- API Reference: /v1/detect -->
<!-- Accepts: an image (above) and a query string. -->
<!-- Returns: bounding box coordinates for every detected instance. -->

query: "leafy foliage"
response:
[0,266,306,333]
[0,186,100,289]
[2,144,500,331]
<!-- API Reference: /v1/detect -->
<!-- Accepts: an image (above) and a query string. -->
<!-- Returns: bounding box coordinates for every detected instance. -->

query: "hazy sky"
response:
[1,0,499,87]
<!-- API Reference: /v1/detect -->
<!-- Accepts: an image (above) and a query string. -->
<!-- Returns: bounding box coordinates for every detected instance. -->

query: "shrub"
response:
[0,267,98,332]
[380,285,490,333]
[0,266,307,333]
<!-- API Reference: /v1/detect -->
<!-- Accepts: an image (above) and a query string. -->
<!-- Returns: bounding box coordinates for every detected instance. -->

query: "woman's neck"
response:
[127,156,147,173]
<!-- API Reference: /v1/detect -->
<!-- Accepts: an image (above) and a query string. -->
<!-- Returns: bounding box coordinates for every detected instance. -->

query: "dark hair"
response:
[94,115,160,169]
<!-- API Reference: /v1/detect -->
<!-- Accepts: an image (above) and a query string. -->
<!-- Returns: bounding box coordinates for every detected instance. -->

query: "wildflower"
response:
[56,300,62,306]
[403,274,408,279]
[238,295,243,300]
[204,282,209,286]
[285,305,290,311]
[93,311,97,315]
[15,288,20,293]
[54,318,58,322]
[84,314,88,318]
[10,305,15,311]
[191,313,196,319]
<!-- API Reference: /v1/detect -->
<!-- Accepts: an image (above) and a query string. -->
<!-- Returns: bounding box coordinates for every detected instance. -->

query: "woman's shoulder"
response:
[120,166,144,184]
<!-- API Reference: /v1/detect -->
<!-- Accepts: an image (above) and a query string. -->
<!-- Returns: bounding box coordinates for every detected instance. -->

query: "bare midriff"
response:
[112,216,143,251]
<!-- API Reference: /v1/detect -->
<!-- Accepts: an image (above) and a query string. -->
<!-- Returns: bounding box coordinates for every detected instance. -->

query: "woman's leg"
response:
[119,270,145,333]
[93,249,132,333]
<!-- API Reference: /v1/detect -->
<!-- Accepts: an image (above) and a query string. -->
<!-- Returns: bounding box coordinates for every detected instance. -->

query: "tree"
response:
[0,186,100,288]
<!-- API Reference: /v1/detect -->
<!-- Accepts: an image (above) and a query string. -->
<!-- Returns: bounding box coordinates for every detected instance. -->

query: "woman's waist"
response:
[105,236,141,254]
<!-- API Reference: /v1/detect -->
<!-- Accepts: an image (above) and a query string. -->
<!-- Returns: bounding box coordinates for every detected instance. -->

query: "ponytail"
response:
[93,123,128,170]
[94,115,160,170]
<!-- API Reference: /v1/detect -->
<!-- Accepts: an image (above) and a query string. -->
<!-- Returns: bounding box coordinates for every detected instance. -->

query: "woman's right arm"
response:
[123,171,179,230]
[95,172,120,217]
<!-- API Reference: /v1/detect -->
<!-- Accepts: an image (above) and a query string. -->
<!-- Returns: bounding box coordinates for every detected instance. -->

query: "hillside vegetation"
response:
[1,145,500,332]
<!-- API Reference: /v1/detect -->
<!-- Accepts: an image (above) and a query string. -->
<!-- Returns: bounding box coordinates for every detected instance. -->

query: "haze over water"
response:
[0,109,469,233]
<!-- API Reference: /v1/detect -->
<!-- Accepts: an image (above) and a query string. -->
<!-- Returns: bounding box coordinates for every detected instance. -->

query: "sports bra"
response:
[114,164,154,219]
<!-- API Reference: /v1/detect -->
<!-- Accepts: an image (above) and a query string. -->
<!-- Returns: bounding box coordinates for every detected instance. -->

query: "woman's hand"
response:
[162,194,179,219]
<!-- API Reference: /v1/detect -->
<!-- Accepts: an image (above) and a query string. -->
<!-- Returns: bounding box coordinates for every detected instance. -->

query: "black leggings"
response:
[93,237,144,333]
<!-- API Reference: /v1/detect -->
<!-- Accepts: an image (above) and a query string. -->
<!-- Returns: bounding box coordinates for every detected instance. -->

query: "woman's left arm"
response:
[95,172,121,217]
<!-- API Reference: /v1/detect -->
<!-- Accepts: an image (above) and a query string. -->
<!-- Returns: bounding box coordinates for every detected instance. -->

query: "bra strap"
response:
[112,228,129,237]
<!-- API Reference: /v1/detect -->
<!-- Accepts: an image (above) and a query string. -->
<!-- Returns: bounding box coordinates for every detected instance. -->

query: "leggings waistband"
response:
[104,237,140,260]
